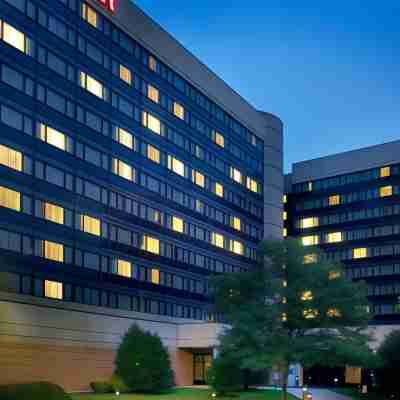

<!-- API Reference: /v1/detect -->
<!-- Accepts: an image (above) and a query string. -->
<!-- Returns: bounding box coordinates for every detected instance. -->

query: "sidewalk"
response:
[288,388,352,400]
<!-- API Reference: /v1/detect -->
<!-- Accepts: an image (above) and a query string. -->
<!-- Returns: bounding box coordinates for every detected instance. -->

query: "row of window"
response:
[294,165,397,193]
[367,284,400,297]
[373,303,400,316]
[346,263,400,279]
[320,244,400,262]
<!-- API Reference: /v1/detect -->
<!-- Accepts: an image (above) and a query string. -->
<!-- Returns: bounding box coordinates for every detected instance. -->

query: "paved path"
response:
[288,388,353,400]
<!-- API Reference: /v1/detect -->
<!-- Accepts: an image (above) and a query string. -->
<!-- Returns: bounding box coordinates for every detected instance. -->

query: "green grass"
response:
[334,388,383,400]
[72,388,297,400]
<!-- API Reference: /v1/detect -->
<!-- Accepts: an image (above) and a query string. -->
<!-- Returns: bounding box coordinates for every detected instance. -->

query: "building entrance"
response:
[193,354,213,385]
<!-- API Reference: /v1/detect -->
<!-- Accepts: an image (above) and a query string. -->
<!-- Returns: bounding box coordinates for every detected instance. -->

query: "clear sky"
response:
[134,0,400,172]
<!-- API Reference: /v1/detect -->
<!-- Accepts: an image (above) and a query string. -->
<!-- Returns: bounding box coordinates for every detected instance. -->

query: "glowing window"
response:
[82,4,98,28]
[283,228,288,237]
[2,22,27,53]
[0,144,22,172]
[302,235,319,246]
[380,186,393,198]
[329,195,341,206]
[172,216,184,233]
[39,124,66,151]
[117,259,132,278]
[143,112,161,135]
[168,156,185,177]
[81,215,101,236]
[173,102,185,120]
[247,177,258,193]
[119,65,132,85]
[115,127,134,150]
[231,167,242,184]
[283,211,287,221]
[308,182,313,191]
[327,308,341,318]
[113,159,135,181]
[142,235,160,255]
[44,241,64,262]
[283,195,287,204]
[45,280,63,300]
[192,170,205,188]
[213,131,225,148]
[282,313,288,322]
[230,240,244,256]
[44,203,64,225]
[303,309,318,319]
[329,271,341,280]
[300,217,319,229]
[147,145,160,164]
[151,268,160,285]
[149,55,157,72]
[380,166,391,178]
[326,232,343,243]
[304,254,317,264]
[215,182,224,198]
[301,291,314,301]
[80,72,104,99]
[0,186,20,212]
[232,217,241,231]
[212,233,224,249]
[147,84,159,103]
[353,248,367,259]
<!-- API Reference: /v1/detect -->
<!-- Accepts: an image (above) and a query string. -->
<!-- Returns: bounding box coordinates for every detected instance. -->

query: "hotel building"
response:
[0,0,283,391]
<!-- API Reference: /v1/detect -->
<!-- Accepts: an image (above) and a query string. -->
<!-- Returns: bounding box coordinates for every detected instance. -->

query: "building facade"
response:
[0,0,283,391]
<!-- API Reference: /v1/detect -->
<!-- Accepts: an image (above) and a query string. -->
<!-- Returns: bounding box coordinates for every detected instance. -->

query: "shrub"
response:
[0,382,71,400]
[115,324,174,393]
[109,374,130,394]
[90,381,113,394]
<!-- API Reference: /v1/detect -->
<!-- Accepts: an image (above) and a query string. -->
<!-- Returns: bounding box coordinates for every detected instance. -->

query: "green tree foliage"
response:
[0,382,71,400]
[212,238,374,400]
[115,324,174,393]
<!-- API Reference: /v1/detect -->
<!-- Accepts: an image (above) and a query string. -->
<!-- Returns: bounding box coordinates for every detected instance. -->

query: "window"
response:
[149,55,157,72]
[151,268,160,285]
[327,308,341,318]
[80,215,101,236]
[326,232,343,243]
[302,235,319,246]
[119,65,132,85]
[230,240,244,256]
[45,280,63,300]
[173,102,185,120]
[283,195,288,204]
[231,167,242,184]
[167,156,185,177]
[329,271,341,280]
[283,228,287,237]
[215,182,224,198]
[353,248,367,259]
[39,124,66,151]
[80,72,104,99]
[82,3,98,28]
[380,186,393,198]
[147,84,159,103]
[213,131,225,148]
[172,216,184,233]
[283,211,287,221]
[117,259,132,278]
[0,186,20,212]
[300,217,319,229]
[304,254,317,264]
[0,144,22,172]
[329,195,341,206]
[301,291,314,301]
[44,202,64,225]
[113,159,135,181]
[212,232,224,249]
[232,217,241,231]
[308,182,313,191]
[380,166,391,178]
[142,235,160,255]
[115,127,134,150]
[192,170,205,188]
[143,112,161,135]
[303,309,318,319]
[247,177,258,193]
[44,241,64,262]
[1,22,28,54]
[147,145,160,164]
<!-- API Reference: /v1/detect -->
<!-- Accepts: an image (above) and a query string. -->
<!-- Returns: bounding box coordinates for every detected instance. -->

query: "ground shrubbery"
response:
[0,382,71,400]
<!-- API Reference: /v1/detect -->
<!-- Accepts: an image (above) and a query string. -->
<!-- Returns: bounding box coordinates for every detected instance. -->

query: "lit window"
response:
[329,195,341,206]
[192,170,205,188]
[142,235,160,255]
[147,84,159,103]
[172,216,184,233]
[44,241,64,262]
[143,112,161,135]
[300,217,319,229]
[304,254,317,264]
[39,124,66,151]
[215,182,224,198]
[353,248,367,259]
[212,232,224,249]
[308,182,313,191]
[151,268,160,285]
[81,3,98,27]
[380,166,391,178]
[117,259,132,278]
[283,228,288,237]
[283,195,287,204]
[232,217,241,231]
[80,72,104,99]
[0,186,20,212]
[230,240,244,256]
[282,313,288,322]
[114,127,134,150]
[247,177,258,193]
[283,280,288,288]
[326,232,343,243]
[168,156,185,177]
[2,22,28,53]
[213,131,225,148]
[329,271,341,280]
[80,215,101,236]
[45,280,63,300]
[119,65,132,85]
[149,55,157,72]
[44,203,64,225]
[303,309,318,319]
[302,235,319,246]
[301,291,314,301]
[380,186,393,198]
[231,167,242,184]
[283,211,287,221]
[112,159,135,181]
[0,144,22,172]
[173,102,185,120]
[327,308,341,318]
[147,145,160,164]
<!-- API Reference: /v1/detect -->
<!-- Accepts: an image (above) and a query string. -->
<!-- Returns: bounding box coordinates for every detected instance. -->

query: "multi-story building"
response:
[0,0,283,391]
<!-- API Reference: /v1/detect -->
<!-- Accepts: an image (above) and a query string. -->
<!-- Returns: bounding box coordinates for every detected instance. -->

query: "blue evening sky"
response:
[135,0,400,172]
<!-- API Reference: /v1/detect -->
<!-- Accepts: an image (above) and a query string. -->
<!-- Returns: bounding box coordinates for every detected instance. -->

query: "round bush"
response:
[90,381,113,394]
[0,382,71,400]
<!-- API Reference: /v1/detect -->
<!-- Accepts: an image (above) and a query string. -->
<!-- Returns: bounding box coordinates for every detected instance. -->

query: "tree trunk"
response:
[281,362,289,400]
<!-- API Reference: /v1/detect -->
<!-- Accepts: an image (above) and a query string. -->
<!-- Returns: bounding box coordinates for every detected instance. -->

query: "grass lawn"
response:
[72,388,298,400]
[334,388,383,400]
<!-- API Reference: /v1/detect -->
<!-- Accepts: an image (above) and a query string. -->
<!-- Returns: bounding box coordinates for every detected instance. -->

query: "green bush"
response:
[0,382,71,400]
[115,324,174,393]
[109,374,130,393]
[90,381,113,394]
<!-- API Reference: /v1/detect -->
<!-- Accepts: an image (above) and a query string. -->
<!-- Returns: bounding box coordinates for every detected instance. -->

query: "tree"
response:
[115,324,174,393]
[212,238,374,400]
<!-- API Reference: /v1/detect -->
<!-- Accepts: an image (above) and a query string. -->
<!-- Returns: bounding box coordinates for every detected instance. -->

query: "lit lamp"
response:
[115,391,120,396]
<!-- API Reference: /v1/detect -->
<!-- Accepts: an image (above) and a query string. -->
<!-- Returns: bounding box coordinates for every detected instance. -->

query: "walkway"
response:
[289,388,353,400]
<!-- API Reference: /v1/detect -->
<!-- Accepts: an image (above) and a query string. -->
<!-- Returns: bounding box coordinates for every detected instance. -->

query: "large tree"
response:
[212,238,374,400]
